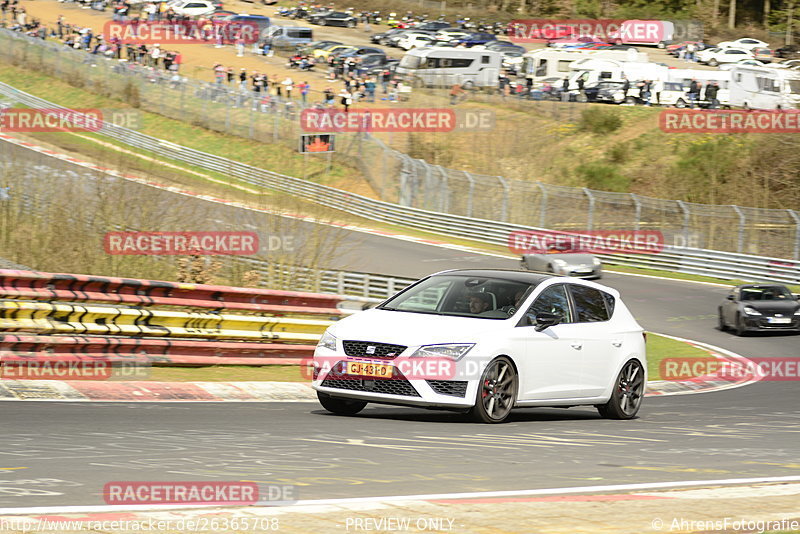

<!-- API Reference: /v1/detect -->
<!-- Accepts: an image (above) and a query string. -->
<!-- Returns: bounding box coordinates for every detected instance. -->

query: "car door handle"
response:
[612,341,623,347]
[570,343,583,350]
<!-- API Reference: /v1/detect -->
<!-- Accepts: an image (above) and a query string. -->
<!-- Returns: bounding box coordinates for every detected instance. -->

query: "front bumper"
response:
[741,315,800,331]
[311,355,479,409]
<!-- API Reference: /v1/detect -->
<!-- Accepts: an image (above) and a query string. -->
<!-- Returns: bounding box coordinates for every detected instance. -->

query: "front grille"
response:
[427,380,468,398]
[321,377,421,397]
[343,340,407,359]
[321,361,420,397]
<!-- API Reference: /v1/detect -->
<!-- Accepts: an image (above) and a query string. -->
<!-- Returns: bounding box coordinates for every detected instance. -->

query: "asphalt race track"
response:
[0,382,798,508]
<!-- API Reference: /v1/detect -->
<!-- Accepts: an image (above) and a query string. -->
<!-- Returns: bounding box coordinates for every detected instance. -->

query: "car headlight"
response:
[551,259,568,268]
[317,330,337,351]
[794,307,800,316]
[409,343,474,361]
[743,307,762,316]
[592,257,602,266]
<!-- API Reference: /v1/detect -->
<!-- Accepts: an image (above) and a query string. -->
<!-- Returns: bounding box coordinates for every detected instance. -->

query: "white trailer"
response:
[520,48,648,83]
[396,48,503,89]
[728,65,800,109]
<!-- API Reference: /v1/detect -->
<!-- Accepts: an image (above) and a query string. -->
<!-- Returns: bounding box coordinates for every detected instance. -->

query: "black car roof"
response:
[432,269,553,284]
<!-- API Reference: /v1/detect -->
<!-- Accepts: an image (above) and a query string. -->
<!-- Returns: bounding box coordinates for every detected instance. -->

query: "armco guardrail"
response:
[0,270,379,367]
[0,83,798,284]
[0,269,375,316]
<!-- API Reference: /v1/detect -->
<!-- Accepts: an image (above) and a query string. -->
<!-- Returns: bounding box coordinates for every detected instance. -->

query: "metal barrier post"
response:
[463,171,475,218]
[732,205,745,253]
[632,193,642,231]
[789,209,800,260]
[676,200,690,246]
[436,164,450,213]
[497,176,510,222]
[584,188,595,230]
[537,182,547,228]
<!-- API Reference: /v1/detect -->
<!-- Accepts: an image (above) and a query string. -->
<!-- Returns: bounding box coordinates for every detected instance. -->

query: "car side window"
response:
[569,285,610,322]
[526,285,571,324]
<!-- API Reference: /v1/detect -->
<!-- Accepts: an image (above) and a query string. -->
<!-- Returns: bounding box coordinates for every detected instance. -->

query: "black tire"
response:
[735,314,748,337]
[469,356,517,423]
[597,359,645,420]
[708,59,718,67]
[317,391,367,415]
[462,80,475,90]
[348,20,356,28]
[675,98,687,109]
[624,95,637,105]
[718,310,728,332]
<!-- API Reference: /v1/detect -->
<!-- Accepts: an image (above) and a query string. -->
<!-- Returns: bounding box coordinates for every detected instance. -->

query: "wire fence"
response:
[1,28,799,259]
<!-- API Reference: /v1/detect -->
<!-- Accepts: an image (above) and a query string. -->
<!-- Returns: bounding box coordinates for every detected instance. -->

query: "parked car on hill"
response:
[697,47,754,66]
[716,37,769,51]
[308,11,357,27]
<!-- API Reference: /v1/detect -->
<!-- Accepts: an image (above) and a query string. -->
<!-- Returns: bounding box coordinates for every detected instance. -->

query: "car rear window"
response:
[569,285,611,322]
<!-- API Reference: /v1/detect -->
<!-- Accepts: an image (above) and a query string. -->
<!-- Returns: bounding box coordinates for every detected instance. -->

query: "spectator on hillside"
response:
[688,78,700,108]
[449,82,464,105]
[706,81,720,109]
[339,88,352,112]
[298,80,310,104]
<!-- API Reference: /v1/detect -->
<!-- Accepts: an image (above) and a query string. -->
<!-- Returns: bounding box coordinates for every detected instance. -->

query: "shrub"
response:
[579,108,623,135]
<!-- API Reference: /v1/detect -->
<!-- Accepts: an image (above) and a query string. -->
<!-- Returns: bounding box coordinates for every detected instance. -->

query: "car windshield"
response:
[788,79,800,94]
[378,274,537,319]
[740,286,794,300]
[399,55,421,68]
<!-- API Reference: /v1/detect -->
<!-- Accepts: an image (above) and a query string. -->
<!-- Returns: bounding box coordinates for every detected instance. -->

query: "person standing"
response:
[298,80,310,105]
[282,76,294,99]
[365,77,375,102]
[688,78,700,108]
[339,88,352,112]
[652,78,663,105]
[239,68,247,90]
[449,82,464,105]
[706,81,719,109]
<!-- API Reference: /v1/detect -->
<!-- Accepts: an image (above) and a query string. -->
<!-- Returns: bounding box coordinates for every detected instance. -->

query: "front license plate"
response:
[768,317,791,324]
[346,361,393,378]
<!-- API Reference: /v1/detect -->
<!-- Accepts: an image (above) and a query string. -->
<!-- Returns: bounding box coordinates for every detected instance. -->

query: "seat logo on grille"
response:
[366,346,376,355]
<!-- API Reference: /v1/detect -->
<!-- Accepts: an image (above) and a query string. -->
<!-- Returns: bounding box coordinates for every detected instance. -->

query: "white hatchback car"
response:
[312,269,647,423]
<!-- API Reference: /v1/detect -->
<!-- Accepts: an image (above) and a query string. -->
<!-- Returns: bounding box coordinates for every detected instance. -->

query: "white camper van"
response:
[567,58,668,89]
[396,48,503,88]
[728,65,800,109]
[520,48,648,83]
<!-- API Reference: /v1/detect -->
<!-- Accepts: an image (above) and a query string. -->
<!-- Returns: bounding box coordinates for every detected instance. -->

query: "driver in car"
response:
[468,292,492,314]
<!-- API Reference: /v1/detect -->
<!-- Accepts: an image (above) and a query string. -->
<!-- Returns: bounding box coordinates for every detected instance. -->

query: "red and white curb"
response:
[646,332,761,396]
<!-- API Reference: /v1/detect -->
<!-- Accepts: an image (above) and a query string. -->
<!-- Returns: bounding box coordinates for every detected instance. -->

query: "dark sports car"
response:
[718,284,800,336]
[308,11,358,28]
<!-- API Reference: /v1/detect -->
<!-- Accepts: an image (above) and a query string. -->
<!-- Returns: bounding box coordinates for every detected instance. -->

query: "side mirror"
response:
[726,294,734,300]
[529,312,560,332]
